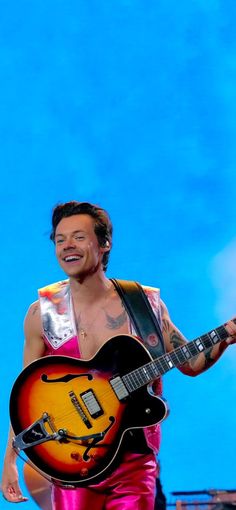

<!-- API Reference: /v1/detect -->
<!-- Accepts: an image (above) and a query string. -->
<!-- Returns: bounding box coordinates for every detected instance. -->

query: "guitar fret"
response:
[165,354,174,369]
[126,373,138,391]
[136,369,144,385]
[123,323,229,393]
[155,357,169,375]
[137,365,156,385]
[217,325,228,340]
[209,327,227,343]
[124,362,160,391]
[169,350,181,365]
[144,365,156,380]
[132,371,141,387]
[188,342,201,356]
[197,333,212,348]
[149,362,160,378]
[141,367,150,382]
[172,348,186,364]
[182,344,191,360]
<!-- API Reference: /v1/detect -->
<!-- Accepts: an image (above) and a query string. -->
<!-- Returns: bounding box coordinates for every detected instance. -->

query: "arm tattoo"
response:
[105,310,127,330]
[162,319,171,334]
[204,347,215,368]
[170,331,186,349]
[32,304,39,316]
[170,330,200,369]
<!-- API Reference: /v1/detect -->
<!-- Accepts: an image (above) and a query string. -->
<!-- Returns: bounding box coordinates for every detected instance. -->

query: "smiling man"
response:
[2,200,236,510]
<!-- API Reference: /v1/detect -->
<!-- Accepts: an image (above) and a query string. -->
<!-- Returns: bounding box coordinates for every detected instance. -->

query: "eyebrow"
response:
[55,230,87,238]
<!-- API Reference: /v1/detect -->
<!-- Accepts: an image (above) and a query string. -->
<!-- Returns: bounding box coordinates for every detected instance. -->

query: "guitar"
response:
[10,325,229,487]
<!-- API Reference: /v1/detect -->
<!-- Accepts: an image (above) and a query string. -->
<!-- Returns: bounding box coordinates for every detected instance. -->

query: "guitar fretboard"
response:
[122,324,228,393]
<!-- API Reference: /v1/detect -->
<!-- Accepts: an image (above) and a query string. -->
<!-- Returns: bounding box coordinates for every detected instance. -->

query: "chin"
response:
[61,262,98,279]
[60,262,84,276]
[65,269,83,278]
[64,268,89,279]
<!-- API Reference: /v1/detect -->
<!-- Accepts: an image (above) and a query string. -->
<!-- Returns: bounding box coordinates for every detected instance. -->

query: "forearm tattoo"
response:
[170,330,200,368]
[204,347,215,368]
[170,331,186,349]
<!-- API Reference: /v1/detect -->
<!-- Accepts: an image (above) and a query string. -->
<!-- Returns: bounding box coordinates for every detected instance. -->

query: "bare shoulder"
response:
[26,300,41,317]
[141,284,159,295]
[160,298,170,319]
[160,298,174,335]
[141,285,160,308]
[24,300,43,337]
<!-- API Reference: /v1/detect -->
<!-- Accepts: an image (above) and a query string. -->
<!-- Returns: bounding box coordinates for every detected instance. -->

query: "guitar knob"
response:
[70,452,81,461]
[91,454,100,462]
[80,468,89,477]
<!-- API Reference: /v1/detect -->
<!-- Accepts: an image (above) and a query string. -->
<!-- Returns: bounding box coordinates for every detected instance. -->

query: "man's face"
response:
[54,214,106,279]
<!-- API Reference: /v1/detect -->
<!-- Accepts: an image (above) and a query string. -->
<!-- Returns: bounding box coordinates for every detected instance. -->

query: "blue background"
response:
[1,1,236,508]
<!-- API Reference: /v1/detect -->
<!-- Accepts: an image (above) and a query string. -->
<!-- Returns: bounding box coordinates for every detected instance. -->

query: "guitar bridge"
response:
[12,413,61,451]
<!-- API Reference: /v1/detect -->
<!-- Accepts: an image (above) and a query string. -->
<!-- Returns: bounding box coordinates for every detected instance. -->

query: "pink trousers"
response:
[51,452,158,510]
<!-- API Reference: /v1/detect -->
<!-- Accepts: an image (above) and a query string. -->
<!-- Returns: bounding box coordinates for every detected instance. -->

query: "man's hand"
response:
[1,462,28,503]
[224,318,236,345]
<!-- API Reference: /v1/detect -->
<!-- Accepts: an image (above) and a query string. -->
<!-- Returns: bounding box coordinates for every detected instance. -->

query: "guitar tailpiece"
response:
[13,414,61,450]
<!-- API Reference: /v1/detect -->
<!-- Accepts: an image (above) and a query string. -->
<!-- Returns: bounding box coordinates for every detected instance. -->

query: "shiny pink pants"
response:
[51,452,157,510]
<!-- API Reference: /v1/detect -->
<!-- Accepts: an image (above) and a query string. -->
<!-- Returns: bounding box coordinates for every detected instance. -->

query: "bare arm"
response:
[160,300,236,376]
[1,301,45,503]
[23,301,46,366]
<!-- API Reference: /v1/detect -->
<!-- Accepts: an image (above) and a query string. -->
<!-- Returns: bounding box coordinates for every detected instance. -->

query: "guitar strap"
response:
[110,279,165,359]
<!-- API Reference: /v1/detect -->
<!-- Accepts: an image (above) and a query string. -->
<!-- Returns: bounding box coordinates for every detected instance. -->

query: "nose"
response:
[62,237,77,251]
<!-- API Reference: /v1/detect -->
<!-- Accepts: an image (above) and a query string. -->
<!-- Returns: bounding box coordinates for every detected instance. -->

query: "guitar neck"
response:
[123,324,229,392]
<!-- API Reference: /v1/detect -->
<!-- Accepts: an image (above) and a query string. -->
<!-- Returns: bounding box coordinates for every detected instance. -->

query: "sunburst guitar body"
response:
[11,335,167,487]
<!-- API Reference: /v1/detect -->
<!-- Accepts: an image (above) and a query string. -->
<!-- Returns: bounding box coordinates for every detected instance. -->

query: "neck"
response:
[69,271,112,305]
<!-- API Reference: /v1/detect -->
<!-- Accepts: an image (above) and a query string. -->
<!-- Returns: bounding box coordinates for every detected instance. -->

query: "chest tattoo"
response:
[105,310,127,330]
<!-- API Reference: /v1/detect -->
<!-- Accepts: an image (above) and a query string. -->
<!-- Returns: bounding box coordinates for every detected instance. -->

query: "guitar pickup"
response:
[110,376,129,401]
[80,389,103,419]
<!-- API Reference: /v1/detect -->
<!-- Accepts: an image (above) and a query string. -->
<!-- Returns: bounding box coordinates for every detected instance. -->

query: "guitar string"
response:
[32,363,160,427]
[30,363,190,427]
[32,361,161,425]
[30,328,226,428]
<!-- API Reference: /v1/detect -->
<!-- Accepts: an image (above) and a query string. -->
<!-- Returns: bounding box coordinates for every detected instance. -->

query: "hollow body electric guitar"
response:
[10,325,229,487]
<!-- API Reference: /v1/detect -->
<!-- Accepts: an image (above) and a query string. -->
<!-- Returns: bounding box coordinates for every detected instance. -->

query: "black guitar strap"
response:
[110,278,165,359]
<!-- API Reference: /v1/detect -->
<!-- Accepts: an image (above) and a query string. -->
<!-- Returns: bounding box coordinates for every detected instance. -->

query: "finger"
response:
[3,493,28,503]
[224,321,236,344]
[3,492,28,503]
[2,484,28,502]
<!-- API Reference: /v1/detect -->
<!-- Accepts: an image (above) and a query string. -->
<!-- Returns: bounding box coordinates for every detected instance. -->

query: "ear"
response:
[101,240,111,252]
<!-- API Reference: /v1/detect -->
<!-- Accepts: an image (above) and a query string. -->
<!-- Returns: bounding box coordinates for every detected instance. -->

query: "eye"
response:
[75,235,85,241]
[56,238,64,244]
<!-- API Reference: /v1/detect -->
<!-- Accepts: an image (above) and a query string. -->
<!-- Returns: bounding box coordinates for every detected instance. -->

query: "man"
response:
[2,201,236,510]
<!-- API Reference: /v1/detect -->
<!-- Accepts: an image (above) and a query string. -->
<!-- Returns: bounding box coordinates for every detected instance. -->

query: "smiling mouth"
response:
[63,255,82,263]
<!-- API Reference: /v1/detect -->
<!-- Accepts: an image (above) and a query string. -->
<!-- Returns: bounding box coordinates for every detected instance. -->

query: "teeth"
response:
[64,256,81,262]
